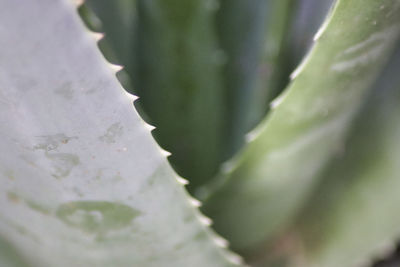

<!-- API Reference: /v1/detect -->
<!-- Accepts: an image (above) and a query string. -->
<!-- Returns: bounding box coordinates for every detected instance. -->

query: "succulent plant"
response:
[1,0,400,266]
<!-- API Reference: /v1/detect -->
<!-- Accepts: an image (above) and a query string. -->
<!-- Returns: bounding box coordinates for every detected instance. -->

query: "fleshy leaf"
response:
[132,0,226,192]
[256,0,297,110]
[204,0,400,252]
[0,1,241,266]
[289,0,335,65]
[279,43,400,267]
[215,0,270,157]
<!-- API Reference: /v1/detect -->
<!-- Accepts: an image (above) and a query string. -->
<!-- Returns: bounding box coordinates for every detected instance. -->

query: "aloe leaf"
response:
[251,0,335,135]
[278,44,400,267]
[132,0,225,192]
[215,0,269,158]
[289,0,335,65]
[255,0,297,109]
[216,0,299,159]
[204,0,400,252]
[0,1,241,266]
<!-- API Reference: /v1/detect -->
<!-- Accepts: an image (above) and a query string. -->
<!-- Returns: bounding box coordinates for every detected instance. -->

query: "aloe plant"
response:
[2,0,400,266]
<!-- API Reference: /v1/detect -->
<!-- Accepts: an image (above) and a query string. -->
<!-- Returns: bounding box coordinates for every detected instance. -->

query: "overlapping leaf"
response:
[280,43,400,267]
[204,0,400,252]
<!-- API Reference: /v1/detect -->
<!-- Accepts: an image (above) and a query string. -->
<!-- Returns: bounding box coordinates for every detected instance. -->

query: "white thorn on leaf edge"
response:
[313,0,337,41]
[221,161,235,174]
[125,91,138,102]
[109,63,124,74]
[176,177,189,185]
[213,236,229,248]
[244,132,257,143]
[198,214,213,226]
[290,58,307,80]
[144,123,156,131]
[91,32,104,42]
[188,197,202,207]
[245,123,265,143]
[73,0,84,7]
[290,46,313,80]
[226,252,244,265]
[313,23,327,41]
[269,93,286,110]
[160,148,172,157]
[313,16,330,41]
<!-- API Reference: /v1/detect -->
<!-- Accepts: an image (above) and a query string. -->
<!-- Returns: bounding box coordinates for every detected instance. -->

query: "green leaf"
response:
[0,237,30,267]
[256,0,297,109]
[215,0,270,157]
[204,0,400,252]
[215,0,298,159]
[289,0,335,65]
[279,44,400,267]
[0,1,241,266]
[249,0,335,136]
[132,0,226,192]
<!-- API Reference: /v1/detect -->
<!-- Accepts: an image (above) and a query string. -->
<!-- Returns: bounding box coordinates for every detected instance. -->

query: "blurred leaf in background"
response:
[78,0,400,266]
[278,40,400,267]
[203,0,400,254]
[132,0,227,192]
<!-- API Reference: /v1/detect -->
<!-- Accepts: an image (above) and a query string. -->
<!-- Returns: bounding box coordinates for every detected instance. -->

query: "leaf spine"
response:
[213,236,229,248]
[91,31,104,42]
[188,197,202,207]
[109,63,124,74]
[198,214,212,226]
[176,177,189,185]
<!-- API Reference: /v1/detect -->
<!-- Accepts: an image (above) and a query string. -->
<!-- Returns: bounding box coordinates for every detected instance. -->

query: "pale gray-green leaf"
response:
[0,1,241,266]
